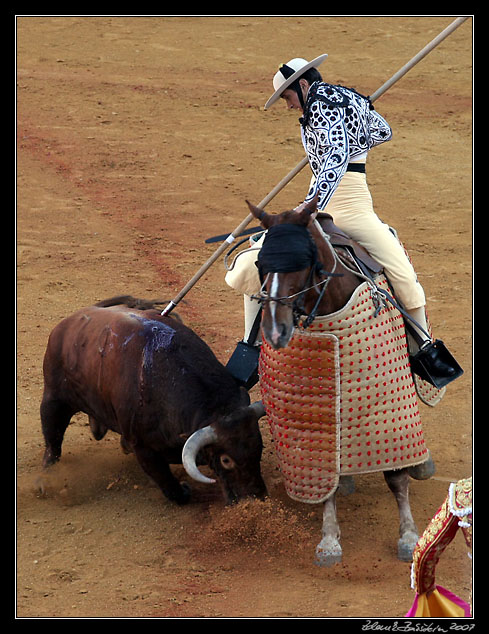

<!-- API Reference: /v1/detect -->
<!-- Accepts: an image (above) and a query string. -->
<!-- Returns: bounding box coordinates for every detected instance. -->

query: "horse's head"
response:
[247,198,328,349]
[247,198,318,231]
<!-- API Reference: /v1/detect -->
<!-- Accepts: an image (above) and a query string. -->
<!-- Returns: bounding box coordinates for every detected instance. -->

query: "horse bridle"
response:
[251,228,344,328]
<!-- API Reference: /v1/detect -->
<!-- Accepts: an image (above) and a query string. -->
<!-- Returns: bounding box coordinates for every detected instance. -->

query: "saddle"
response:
[316,212,383,277]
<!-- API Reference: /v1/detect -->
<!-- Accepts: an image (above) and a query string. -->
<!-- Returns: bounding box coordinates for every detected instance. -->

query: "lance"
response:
[161,16,469,316]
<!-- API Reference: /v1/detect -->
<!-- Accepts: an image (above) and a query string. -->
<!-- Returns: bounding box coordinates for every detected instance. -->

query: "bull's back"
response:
[43,307,154,418]
[42,305,239,428]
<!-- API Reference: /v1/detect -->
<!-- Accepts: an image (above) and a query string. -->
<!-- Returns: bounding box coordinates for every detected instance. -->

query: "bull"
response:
[40,297,267,505]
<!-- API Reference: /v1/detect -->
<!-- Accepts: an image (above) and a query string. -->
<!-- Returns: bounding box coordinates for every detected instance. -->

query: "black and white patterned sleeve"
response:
[368,110,393,147]
[302,104,349,210]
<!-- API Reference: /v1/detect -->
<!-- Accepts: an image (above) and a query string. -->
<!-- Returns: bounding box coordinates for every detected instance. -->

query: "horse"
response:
[246,197,432,566]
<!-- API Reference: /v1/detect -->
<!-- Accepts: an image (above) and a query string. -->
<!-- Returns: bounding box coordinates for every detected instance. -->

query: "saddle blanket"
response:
[259,274,431,503]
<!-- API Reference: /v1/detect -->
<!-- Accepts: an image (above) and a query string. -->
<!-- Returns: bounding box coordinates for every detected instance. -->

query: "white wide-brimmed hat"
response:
[264,54,328,110]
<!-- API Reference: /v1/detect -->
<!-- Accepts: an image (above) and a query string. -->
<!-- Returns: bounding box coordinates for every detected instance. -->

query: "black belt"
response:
[347,163,366,173]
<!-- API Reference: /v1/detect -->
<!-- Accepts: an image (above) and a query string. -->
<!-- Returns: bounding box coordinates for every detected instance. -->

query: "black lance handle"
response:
[161,16,470,317]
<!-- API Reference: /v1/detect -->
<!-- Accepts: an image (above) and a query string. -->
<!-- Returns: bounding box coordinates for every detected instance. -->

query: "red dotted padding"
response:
[259,275,428,504]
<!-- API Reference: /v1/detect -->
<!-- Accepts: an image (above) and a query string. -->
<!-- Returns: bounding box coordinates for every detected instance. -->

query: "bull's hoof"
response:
[407,452,435,480]
[42,447,60,468]
[174,482,192,505]
[397,531,419,562]
[315,537,343,567]
[120,437,133,455]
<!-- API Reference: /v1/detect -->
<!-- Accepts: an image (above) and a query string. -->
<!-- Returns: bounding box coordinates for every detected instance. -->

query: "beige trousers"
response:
[234,166,428,342]
[325,169,426,311]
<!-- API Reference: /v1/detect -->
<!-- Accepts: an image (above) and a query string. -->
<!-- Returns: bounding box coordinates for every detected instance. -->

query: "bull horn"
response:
[182,425,218,484]
[249,401,267,418]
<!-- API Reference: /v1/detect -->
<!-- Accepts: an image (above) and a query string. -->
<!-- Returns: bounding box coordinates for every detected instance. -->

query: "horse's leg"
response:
[338,475,355,495]
[407,449,436,480]
[315,491,342,566]
[384,468,419,561]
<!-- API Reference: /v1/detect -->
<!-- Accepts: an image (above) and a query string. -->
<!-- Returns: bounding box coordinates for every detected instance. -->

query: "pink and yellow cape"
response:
[406,477,472,617]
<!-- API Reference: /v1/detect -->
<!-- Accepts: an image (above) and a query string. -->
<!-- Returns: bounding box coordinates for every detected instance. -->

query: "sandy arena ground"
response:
[16,16,472,619]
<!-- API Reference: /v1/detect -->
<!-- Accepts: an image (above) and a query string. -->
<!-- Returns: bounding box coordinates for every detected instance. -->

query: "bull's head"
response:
[182,401,267,504]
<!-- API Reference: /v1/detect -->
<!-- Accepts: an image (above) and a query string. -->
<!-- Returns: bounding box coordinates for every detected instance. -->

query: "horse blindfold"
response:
[257,224,319,275]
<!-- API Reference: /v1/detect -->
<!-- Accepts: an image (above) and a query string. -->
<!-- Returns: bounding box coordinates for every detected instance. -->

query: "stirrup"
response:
[226,308,262,390]
[409,339,463,389]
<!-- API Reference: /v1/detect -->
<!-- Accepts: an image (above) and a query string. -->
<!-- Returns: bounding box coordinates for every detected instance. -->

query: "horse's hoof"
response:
[407,452,435,480]
[315,538,343,567]
[397,531,419,562]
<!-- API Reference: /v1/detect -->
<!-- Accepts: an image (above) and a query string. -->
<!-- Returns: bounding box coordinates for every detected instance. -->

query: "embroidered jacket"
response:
[301,82,392,210]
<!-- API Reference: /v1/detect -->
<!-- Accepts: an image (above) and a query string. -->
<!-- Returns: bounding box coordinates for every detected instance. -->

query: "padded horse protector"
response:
[259,275,429,503]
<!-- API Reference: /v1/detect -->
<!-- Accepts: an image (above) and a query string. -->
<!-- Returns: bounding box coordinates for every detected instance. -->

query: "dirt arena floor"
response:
[16,16,473,619]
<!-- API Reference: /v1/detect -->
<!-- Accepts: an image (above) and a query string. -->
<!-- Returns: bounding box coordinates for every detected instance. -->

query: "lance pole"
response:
[161,16,469,316]
[161,159,307,315]
[369,16,469,102]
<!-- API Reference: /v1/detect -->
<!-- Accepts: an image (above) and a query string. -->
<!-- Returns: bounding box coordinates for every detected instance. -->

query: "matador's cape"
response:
[259,274,445,504]
[406,477,472,618]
